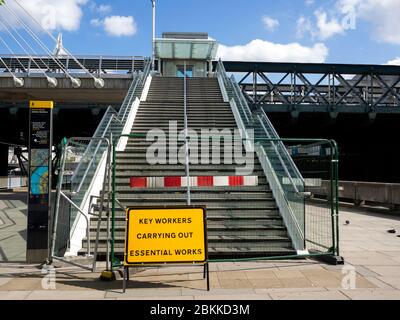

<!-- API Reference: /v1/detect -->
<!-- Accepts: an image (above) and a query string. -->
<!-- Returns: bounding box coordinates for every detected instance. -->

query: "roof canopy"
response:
[155,37,219,60]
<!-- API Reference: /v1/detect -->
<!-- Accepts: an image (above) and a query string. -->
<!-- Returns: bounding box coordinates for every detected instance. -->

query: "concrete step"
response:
[81,245,296,258]
[112,192,273,201]
[84,234,290,245]
[114,185,269,192]
[90,207,281,219]
[114,164,263,170]
[114,170,265,177]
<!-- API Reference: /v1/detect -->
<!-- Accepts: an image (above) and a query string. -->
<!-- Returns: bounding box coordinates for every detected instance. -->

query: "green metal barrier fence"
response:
[109,133,340,270]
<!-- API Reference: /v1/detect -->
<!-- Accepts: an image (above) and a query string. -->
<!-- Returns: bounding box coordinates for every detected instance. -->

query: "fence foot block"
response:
[312,255,344,265]
[100,270,121,281]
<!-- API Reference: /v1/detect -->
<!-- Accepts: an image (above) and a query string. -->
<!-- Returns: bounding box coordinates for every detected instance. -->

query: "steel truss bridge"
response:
[221,61,400,118]
[1,55,400,116]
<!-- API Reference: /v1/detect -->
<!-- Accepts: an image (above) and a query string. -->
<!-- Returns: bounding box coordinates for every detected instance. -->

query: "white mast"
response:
[151,0,156,72]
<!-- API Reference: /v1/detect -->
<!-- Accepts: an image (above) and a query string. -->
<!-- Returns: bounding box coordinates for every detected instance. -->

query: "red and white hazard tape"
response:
[130,176,258,188]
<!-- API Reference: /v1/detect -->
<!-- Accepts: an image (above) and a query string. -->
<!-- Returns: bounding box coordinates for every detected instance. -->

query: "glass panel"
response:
[176,66,193,78]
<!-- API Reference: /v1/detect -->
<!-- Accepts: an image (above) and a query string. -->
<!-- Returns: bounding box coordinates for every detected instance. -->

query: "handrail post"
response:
[183,61,191,205]
[50,138,67,261]
[92,138,111,271]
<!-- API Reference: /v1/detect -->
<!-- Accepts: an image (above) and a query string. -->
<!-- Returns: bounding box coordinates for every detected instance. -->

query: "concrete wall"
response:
[0,145,8,176]
[310,180,400,209]
[0,76,131,104]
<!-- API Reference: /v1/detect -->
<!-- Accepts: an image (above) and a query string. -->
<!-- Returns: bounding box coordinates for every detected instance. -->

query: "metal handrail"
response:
[257,114,301,195]
[59,190,91,256]
[230,74,253,123]
[216,59,304,192]
[183,62,191,205]
[259,109,304,183]
[215,59,307,250]
[120,73,139,121]
[70,106,116,183]
[216,59,252,124]
[52,60,151,262]
[70,59,151,188]
[74,113,118,194]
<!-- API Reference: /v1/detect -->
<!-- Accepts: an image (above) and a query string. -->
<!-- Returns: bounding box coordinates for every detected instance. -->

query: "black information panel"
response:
[27,101,53,263]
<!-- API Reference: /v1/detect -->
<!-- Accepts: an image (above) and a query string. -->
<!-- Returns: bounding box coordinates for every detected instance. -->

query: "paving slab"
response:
[0,278,42,291]
[0,291,31,300]
[0,278,11,287]
[193,294,271,300]
[365,266,400,277]
[117,295,194,300]
[340,289,400,300]
[269,290,349,300]
[255,287,327,294]
[377,277,400,289]
[181,288,255,297]
[106,288,183,299]
[244,269,277,279]
[26,290,106,300]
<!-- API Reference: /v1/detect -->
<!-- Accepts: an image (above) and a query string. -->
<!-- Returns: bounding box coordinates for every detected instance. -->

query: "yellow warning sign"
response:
[124,207,207,265]
[30,101,54,109]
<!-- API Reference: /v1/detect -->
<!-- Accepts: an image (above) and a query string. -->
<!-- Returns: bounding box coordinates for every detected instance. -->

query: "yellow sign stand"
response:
[123,206,209,292]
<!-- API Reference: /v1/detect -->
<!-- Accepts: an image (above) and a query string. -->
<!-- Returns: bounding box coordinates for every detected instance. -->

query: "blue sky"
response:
[0,0,399,65]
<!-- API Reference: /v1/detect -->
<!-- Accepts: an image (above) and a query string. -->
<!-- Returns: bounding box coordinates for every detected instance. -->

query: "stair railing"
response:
[183,61,191,205]
[52,58,152,258]
[215,59,306,251]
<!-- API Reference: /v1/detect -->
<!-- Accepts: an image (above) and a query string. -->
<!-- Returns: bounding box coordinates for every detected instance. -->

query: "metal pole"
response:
[184,61,191,205]
[92,138,111,271]
[106,134,112,271]
[50,138,67,261]
[151,0,156,72]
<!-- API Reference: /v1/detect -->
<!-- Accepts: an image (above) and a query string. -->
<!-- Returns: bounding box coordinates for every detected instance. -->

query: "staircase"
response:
[83,76,296,259]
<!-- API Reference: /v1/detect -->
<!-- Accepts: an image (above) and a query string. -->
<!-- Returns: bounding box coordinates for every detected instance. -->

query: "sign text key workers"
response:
[124,207,207,265]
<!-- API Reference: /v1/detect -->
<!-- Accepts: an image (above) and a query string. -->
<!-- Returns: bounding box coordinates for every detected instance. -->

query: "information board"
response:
[27,100,53,263]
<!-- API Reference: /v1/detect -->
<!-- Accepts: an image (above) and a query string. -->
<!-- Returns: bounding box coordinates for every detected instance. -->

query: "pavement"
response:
[0,192,27,262]
[0,191,400,300]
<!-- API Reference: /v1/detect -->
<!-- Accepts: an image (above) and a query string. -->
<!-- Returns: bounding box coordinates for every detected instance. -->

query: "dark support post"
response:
[206,263,210,291]
[253,71,257,107]
[123,267,127,293]
[0,144,8,177]
[26,101,53,264]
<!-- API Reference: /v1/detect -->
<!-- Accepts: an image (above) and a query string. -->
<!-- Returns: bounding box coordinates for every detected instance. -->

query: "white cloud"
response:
[89,2,112,14]
[297,10,345,40]
[314,10,345,40]
[386,58,400,66]
[3,0,88,32]
[102,15,137,37]
[262,16,279,32]
[90,18,102,27]
[217,39,328,63]
[305,0,315,5]
[338,0,400,44]
[296,15,313,39]
[97,4,112,14]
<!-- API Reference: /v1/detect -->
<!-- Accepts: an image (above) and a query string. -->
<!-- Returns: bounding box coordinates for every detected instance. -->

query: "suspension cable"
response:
[0,33,46,77]
[1,3,77,80]
[12,0,101,81]
[0,15,74,81]
[0,20,51,78]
